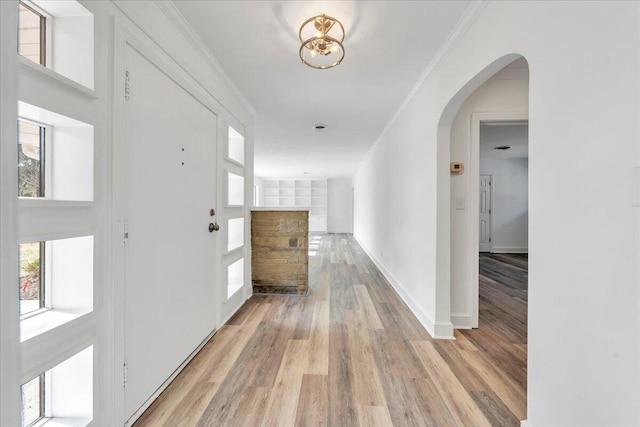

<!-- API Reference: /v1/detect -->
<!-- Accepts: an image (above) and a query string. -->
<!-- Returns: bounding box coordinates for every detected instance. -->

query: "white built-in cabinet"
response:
[262,179,327,233]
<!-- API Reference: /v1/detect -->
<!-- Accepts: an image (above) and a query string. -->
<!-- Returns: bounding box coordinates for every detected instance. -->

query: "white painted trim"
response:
[21,333,95,386]
[17,228,95,244]
[18,56,97,98]
[451,313,474,329]
[361,0,489,166]
[155,1,257,118]
[353,236,455,340]
[0,1,21,424]
[109,19,128,426]
[19,199,93,209]
[470,112,528,329]
[491,247,528,254]
[111,1,255,127]
[124,328,217,427]
[520,420,529,427]
[216,117,227,322]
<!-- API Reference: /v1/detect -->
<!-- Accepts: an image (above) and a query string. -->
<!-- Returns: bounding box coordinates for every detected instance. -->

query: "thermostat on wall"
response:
[450,162,464,175]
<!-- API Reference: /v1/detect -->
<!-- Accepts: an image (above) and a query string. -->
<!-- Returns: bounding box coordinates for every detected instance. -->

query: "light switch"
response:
[456,197,465,210]
[633,166,640,207]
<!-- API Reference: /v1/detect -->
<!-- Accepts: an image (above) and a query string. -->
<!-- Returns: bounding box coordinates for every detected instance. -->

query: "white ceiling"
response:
[480,124,529,159]
[173,1,472,178]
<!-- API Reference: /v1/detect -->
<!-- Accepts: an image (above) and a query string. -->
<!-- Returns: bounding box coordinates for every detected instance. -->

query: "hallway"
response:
[135,235,527,426]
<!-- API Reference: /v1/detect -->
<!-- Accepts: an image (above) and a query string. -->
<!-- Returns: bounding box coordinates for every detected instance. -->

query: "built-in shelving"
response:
[261,179,327,233]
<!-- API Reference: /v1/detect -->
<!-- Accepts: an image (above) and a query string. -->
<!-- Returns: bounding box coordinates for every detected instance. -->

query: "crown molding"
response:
[155,1,258,118]
[362,0,490,164]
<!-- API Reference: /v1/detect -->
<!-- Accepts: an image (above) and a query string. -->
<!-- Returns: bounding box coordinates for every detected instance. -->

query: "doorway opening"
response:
[479,122,528,255]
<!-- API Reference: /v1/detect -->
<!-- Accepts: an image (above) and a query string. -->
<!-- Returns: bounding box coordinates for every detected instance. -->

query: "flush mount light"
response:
[494,145,512,150]
[299,14,345,70]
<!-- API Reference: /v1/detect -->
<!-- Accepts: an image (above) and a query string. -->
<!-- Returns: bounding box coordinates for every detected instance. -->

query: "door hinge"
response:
[124,221,129,244]
[123,362,128,388]
[489,209,492,214]
[124,70,131,101]
[489,237,492,242]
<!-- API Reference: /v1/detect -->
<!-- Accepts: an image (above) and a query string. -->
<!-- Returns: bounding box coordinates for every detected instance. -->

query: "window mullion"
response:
[39,14,46,67]
[39,126,45,198]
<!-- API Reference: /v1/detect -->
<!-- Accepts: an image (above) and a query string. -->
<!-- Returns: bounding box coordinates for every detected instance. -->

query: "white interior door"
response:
[479,173,492,252]
[123,46,217,420]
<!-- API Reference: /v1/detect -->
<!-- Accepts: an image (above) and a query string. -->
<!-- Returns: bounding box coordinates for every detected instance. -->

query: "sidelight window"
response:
[19,242,45,316]
[18,1,46,67]
[21,374,45,427]
[18,119,46,198]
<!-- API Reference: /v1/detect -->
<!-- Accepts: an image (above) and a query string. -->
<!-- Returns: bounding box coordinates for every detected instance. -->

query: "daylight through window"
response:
[18,1,46,66]
[19,242,45,316]
[21,374,44,427]
[18,120,45,198]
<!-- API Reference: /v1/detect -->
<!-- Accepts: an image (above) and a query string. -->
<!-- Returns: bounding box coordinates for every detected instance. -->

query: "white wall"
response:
[354,2,640,425]
[327,177,353,233]
[50,345,93,421]
[449,76,529,327]
[480,125,528,253]
[52,125,93,201]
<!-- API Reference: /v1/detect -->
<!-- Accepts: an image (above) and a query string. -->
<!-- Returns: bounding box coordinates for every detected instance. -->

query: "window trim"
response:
[21,373,46,427]
[18,118,50,200]
[19,241,47,319]
[18,0,47,67]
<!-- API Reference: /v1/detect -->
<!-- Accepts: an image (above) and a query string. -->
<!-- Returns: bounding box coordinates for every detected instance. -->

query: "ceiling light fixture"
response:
[299,14,345,70]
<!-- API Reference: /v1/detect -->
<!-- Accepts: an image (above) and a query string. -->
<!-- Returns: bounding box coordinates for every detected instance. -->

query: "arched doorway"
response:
[436,54,530,421]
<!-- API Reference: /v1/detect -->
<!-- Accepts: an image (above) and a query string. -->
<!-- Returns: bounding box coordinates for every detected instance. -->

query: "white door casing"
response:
[479,173,492,252]
[122,45,217,421]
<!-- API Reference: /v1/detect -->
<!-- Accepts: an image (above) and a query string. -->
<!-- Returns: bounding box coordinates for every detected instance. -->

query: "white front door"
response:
[123,46,217,421]
[479,173,492,252]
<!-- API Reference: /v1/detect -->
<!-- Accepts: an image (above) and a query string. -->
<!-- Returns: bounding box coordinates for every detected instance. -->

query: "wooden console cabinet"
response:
[251,209,309,294]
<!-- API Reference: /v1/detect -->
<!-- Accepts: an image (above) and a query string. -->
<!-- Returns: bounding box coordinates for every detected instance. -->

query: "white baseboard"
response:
[491,246,528,254]
[520,420,529,427]
[451,313,474,329]
[353,235,454,340]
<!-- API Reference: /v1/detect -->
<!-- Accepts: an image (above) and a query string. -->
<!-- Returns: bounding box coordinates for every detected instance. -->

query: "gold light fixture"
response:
[299,14,345,69]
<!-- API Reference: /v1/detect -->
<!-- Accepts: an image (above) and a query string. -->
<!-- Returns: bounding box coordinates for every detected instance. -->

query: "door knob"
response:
[209,222,220,232]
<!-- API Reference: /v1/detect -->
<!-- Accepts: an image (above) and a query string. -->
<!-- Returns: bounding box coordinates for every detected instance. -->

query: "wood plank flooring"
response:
[135,236,527,426]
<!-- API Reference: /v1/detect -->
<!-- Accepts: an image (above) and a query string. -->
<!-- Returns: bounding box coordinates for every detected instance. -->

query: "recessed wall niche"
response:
[20,234,93,342]
[21,345,93,426]
[18,0,94,90]
[18,101,94,202]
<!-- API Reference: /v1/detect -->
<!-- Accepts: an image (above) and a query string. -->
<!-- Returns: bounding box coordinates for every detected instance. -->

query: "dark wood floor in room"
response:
[135,236,528,427]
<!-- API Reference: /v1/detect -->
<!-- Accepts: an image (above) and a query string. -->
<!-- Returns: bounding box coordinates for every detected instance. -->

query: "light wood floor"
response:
[135,236,527,426]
